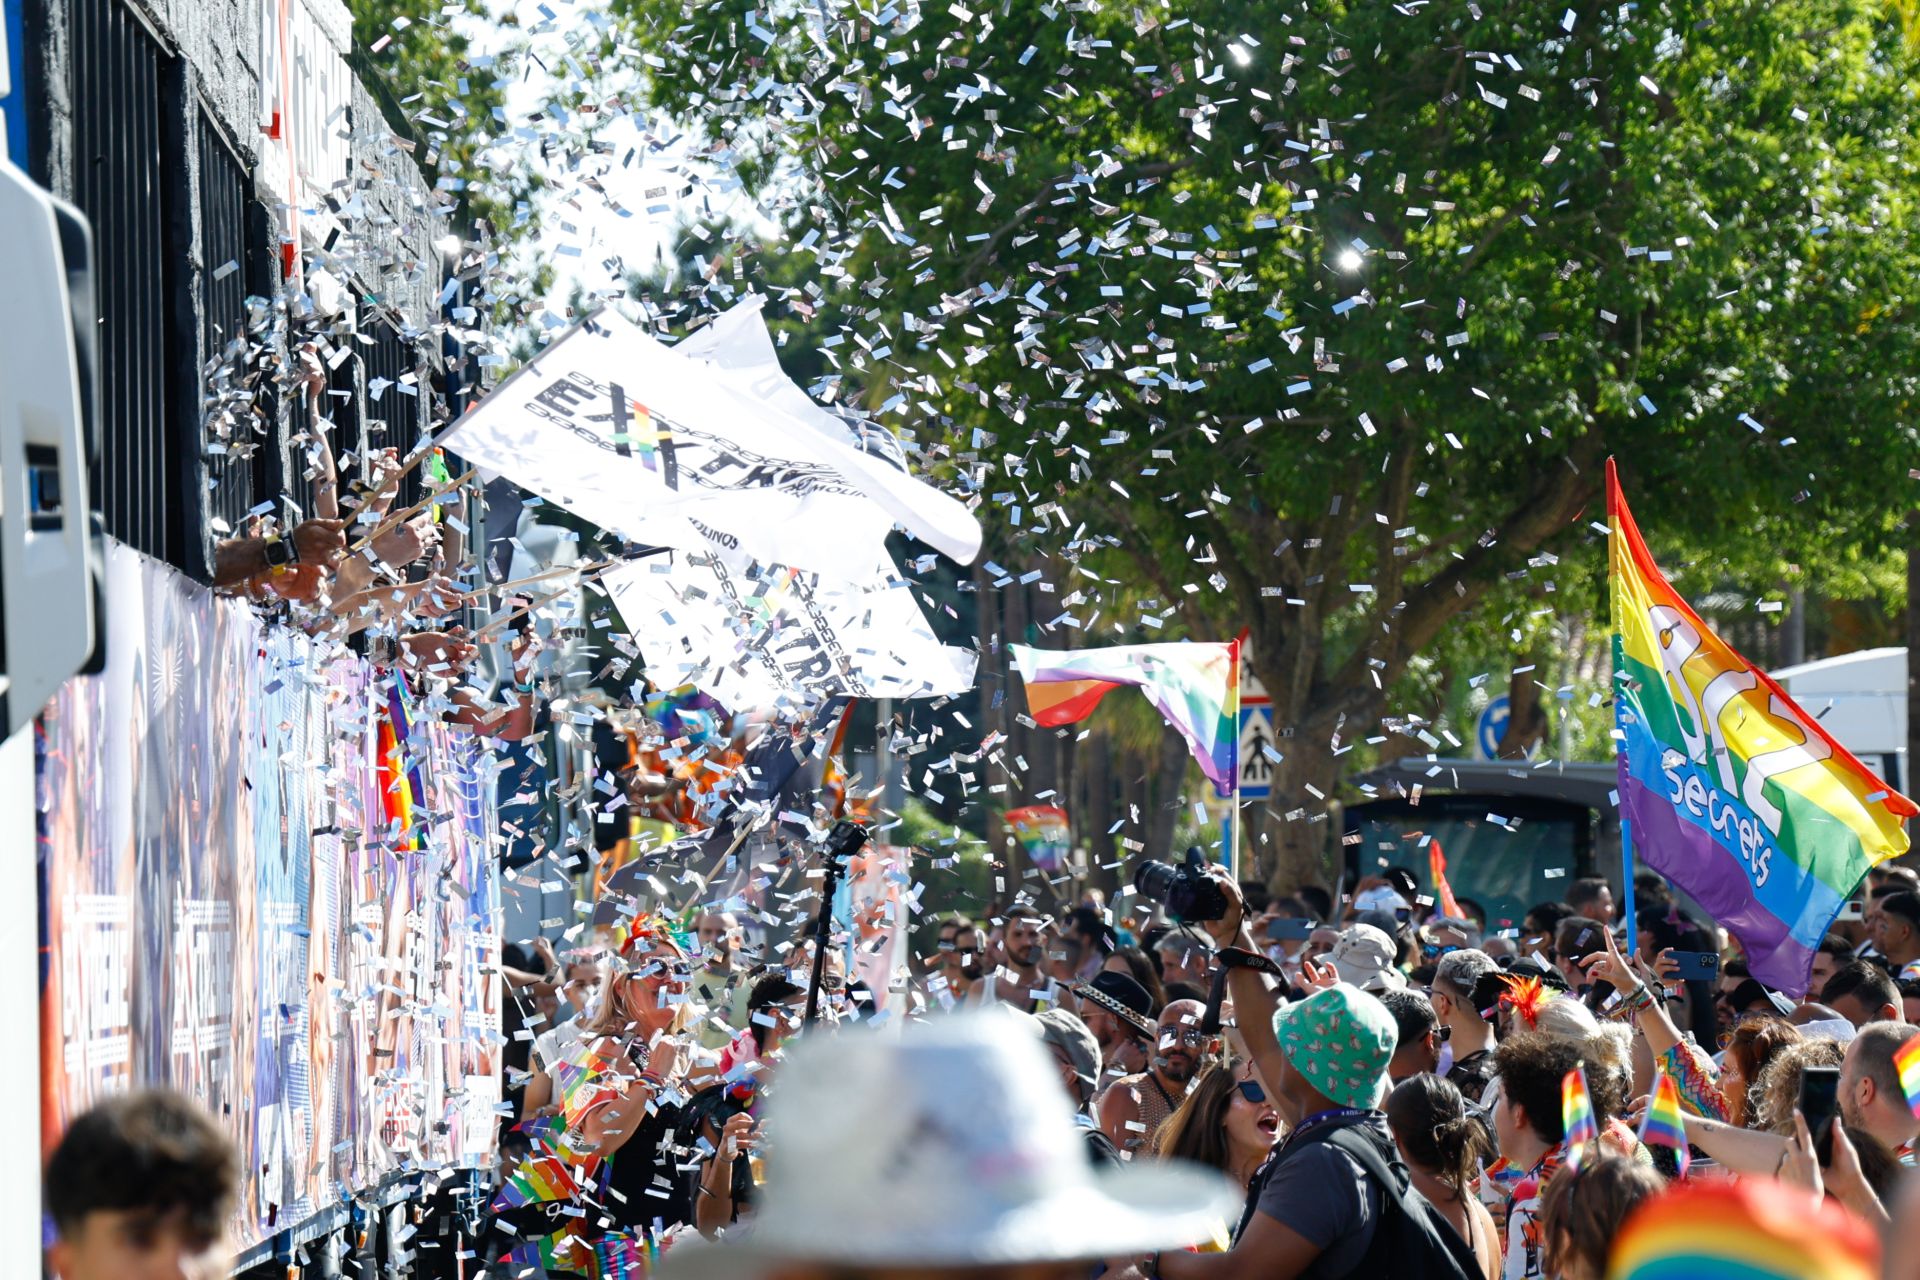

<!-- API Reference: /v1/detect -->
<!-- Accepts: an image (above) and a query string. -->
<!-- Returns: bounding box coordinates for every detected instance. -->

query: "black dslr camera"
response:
[1133,846,1230,923]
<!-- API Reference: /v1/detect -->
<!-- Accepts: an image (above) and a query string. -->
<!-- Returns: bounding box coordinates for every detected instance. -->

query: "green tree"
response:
[611,0,1920,889]
[347,0,539,238]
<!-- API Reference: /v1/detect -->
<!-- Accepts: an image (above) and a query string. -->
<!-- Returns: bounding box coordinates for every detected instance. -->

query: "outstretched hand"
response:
[1581,925,1639,993]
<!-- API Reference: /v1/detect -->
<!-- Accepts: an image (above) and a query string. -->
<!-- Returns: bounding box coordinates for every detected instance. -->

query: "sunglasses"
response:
[1421,942,1462,960]
[1159,1028,1209,1047]
[1236,1079,1267,1105]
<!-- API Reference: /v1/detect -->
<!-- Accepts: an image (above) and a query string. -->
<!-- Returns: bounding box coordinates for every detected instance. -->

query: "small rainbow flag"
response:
[1005,804,1071,872]
[1428,837,1463,920]
[377,678,428,852]
[491,1149,585,1211]
[1637,1067,1691,1177]
[1561,1065,1599,1171]
[1894,1030,1920,1119]
[1605,1175,1878,1280]
[1609,460,1916,995]
[1010,641,1240,791]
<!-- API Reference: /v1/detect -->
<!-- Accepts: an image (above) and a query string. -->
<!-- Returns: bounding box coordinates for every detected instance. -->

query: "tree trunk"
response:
[975,556,1007,860]
[1082,728,1118,896]
[1497,654,1549,759]
[1263,721,1343,896]
[1146,725,1188,863]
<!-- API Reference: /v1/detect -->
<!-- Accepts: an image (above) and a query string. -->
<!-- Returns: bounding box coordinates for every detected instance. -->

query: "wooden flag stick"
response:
[482,558,614,598]
[346,467,476,555]
[470,562,618,640]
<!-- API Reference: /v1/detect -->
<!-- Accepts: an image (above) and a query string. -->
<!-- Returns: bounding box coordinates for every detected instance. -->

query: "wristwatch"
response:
[263,534,299,575]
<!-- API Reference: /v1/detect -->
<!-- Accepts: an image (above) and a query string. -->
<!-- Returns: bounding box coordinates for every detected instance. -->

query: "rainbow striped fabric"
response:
[1561,1066,1598,1171]
[1005,804,1071,872]
[1605,1175,1878,1279]
[1010,641,1240,791]
[1637,1067,1691,1177]
[1893,1030,1920,1119]
[1608,461,1915,995]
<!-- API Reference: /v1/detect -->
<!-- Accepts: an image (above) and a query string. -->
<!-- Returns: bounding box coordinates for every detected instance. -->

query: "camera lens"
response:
[1134,859,1177,904]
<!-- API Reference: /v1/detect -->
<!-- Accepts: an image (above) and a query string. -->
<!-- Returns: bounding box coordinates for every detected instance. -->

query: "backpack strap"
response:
[1319,1126,1481,1280]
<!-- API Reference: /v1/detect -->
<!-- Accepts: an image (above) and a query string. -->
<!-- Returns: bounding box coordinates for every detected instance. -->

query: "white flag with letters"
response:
[435,307,980,579]
[602,552,977,714]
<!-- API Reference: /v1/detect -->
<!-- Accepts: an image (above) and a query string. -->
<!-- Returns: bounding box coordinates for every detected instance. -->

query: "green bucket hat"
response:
[1272,985,1398,1110]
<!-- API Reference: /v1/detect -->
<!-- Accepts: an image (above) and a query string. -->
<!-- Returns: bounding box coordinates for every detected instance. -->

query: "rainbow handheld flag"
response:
[1605,1175,1878,1280]
[1637,1067,1691,1177]
[1894,1031,1920,1119]
[1427,837,1463,920]
[1561,1065,1599,1171]
[1608,460,1916,995]
[1005,805,1071,872]
[377,678,429,852]
[1010,641,1240,791]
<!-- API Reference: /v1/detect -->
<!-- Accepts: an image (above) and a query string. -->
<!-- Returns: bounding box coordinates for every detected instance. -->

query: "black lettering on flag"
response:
[607,382,634,458]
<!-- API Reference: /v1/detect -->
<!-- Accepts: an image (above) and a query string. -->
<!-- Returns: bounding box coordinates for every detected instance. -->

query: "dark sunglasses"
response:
[1421,941,1462,960]
[1159,1028,1209,1046]
[1236,1079,1267,1105]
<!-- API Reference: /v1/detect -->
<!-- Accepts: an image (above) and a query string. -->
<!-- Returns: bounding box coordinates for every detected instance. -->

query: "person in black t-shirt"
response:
[1431,949,1501,1107]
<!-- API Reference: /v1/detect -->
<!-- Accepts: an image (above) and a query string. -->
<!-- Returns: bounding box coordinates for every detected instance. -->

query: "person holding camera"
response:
[1130,867,1480,1280]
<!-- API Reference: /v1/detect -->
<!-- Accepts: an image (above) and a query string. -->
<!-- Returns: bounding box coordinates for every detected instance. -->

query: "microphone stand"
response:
[803,819,869,1026]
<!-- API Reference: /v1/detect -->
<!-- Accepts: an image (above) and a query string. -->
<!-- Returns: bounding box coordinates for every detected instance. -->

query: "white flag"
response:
[602,552,977,714]
[436,307,981,579]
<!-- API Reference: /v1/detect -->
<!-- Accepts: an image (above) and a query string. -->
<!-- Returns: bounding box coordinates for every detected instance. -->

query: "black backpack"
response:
[1239,1119,1480,1280]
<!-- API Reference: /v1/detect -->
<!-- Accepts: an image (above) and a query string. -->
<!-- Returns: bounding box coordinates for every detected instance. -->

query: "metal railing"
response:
[196,107,278,538]
[69,0,188,567]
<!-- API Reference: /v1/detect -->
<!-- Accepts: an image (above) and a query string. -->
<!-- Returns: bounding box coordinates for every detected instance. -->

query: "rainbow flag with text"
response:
[1609,459,1914,994]
[1010,641,1239,791]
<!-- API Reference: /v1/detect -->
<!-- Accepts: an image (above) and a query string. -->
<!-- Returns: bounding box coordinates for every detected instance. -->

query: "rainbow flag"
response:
[1010,641,1240,791]
[1005,805,1071,872]
[1561,1065,1598,1171]
[1637,1067,1691,1177]
[1894,1031,1920,1119]
[1605,1175,1878,1280]
[1608,460,1915,995]
[377,678,428,852]
[1428,837,1463,920]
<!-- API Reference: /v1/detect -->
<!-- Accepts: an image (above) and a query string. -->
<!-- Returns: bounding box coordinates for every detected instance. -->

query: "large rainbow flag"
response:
[1010,641,1240,791]
[1609,460,1915,995]
[1605,1175,1878,1280]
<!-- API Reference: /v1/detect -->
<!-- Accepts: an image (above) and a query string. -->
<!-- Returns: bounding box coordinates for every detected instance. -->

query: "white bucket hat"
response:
[660,1011,1239,1276]
[1327,923,1407,992]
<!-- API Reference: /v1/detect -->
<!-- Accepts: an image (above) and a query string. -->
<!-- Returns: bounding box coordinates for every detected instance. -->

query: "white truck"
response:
[0,11,102,1249]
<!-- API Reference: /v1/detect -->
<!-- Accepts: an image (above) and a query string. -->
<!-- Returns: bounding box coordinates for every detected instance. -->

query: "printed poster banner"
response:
[37,542,501,1247]
[602,551,976,715]
[434,302,981,580]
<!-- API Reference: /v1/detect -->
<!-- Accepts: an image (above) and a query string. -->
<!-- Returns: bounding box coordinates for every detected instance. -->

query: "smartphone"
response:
[1265,918,1318,943]
[1801,1065,1841,1162]
[1836,901,1866,923]
[1665,950,1720,981]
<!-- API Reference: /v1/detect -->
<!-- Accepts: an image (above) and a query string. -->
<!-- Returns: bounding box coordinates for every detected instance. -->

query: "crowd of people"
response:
[46,855,1920,1279]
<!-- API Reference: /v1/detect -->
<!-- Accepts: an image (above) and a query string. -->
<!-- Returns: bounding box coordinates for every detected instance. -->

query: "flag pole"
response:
[1605,459,1638,947]
[1228,637,1244,882]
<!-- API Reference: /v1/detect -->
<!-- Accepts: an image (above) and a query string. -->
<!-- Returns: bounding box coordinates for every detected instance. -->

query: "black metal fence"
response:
[197,107,277,537]
[366,314,426,513]
[69,0,189,566]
